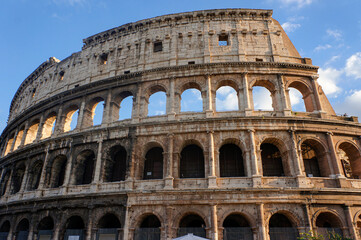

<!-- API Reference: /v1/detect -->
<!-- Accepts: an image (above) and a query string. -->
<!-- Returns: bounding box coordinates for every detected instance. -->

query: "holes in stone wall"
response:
[216,86,238,111]
[74,150,95,185]
[64,107,79,132]
[178,214,206,238]
[119,96,133,120]
[26,160,43,191]
[223,214,252,240]
[24,120,40,145]
[143,147,163,180]
[16,219,29,240]
[41,113,57,139]
[338,142,361,179]
[13,128,24,151]
[92,100,104,126]
[219,144,245,177]
[289,87,306,112]
[180,144,205,178]
[261,143,284,177]
[0,170,10,196]
[153,41,163,52]
[100,53,108,65]
[181,89,202,112]
[218,35,229,46]
[49,155,67,188]
[148,91,166,116]
[301,143,321,177]
[104,146,127,182]
[252,86,273,111]
[269,213,298,240]
[11,163,25,194]
[59,71,65,81]
[38,216,54,240]
[134,215,161,240]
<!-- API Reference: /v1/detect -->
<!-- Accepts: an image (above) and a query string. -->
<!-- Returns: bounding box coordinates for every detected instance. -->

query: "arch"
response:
[288,80,314,112]
[301,138,330,177]
[97,213,121,240]
[315,212,343,237]
[143,147,163,180]
[24,119,40,145]
[89,97,105,126]
[261,142,285,177]
[0,220,10,240]
[219,144,245,177]
[180,144,205,178]
[11,163,26,194]
[48,155,67,188]
[251,80,276,111]
[4,133,14,156]
[74,150,95,185]
[104,145,127,182]
[16,218,29,240]
[148,91,167,117]
[216,85,239,111]
[180,88,203,112]
[0,169,11,196]
[338,141,361,179]
[288,87,306,112]
[116,91,133,121]
[13,126,25,151]
[64,216,85,240]
[178,214,206,238]
[64,105,79,132]
[26,160,43,190]
[134,214,161,240]
[38,216,54,240]
[222,214,253,240]
[41,112,57,139]
[269,213,298,240]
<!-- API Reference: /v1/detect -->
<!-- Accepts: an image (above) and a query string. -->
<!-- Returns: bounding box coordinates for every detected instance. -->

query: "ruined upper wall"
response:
[8,8,312,123]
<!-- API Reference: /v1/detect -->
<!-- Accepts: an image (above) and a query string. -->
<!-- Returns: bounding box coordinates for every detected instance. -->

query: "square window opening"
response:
[188,61,195,65]
[218,35,229,46]
[100,53,108,65]
[154,41,163,52]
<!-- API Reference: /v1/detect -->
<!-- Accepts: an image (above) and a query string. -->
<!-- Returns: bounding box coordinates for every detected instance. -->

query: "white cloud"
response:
[317,68,343,97]
[252,87,273,110]
[325,55,340,65]
[278,0,314,8]
[217,86,232,96]
[282,22,301,33]
[335,90,361,118]
[52,0,85,6]
[345,52,361,79]
[289,88,306,111]
[327,29,342,40]
[216,87,238,111]
[314,44,332,52]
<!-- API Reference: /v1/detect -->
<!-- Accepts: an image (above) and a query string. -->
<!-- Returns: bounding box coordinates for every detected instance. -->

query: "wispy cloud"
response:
[345,52,361,79]
[327,29,342,40]
[282,22,301,33]
[318,67,343,97]
[314,44,332,52]
[52,0,86,6]
[278,0,314,8]
[325,55,340,66]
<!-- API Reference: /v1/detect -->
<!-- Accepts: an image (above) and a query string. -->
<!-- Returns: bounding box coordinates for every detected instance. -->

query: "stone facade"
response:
[1,8,361,240]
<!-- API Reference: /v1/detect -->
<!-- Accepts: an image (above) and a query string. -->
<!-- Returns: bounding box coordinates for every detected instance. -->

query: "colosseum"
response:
[0,8,361,240]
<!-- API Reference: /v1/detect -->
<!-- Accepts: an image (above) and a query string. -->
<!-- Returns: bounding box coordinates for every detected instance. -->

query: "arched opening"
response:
[4,134,14,156]
[143,147,163,180]
[315,212,343,238]
[16,218,29,240]
[252,86,274,111]
[64,216,85,240]
[134,215,161,240]
[24,120,40,145]
[181,88,203,112]
[216,86,239,111]
[219,144,245,177]
[269,213,298,240]
[178,214,206,238]
[41,113,57,139]
[0,221,10,240]
[301,143,321,177]
[97,214,121,240]
[92,99,105,126]
[0,170,11,196]
[49,155,67,188]
[11,163,25,194]
[180,144,205,178]
[148,91,167,116]
[289,88,306,112]
[13,127,24,151]
[26,160,43,191]
[74,150,95,185]
[338,142,361,179]
[261,143,284,177]
[38,216,54,240]
[104,146,127,182]
[223,214,253,240]
[64,106,79,132]
[119,95,133,120]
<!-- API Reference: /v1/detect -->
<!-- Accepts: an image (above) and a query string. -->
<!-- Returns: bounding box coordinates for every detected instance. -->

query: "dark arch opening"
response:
[27,160,43,191]
[143,147,163,180]
[11,164,25,194]
[269,213,298,240]
[315,212,343,237]
[49,155,67,188]
[74,150,95,185]
[180,145,205,178]
[134,215,161,240]
[0,170,11,196]
[178,214,206,238]
[339,142,361,179]
[104,146,127,182]
[16,218,29,240]
[219,144,245,177]
[261,143,284,177]
[64,216,85,240]
[0,221,10,240]
[302,143,321,177]
[97,214,121,240]
[223,214,252,240]
[38,216,54,240]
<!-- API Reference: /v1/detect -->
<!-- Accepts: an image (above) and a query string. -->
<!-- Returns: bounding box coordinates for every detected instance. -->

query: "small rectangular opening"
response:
[59,71,65,81]
[256,58,263,62]
[74,84,79,88]
[188,61,195,65]
[124,71,130,74]
[154,41,163,52]
[218,35,229,46]
[100,53,108,65]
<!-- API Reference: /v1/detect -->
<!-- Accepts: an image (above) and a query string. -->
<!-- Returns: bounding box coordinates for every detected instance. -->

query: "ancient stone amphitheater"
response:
[1,8,361,240]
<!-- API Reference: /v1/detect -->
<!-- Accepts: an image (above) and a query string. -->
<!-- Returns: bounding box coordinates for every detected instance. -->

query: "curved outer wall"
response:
[1,8,361,240]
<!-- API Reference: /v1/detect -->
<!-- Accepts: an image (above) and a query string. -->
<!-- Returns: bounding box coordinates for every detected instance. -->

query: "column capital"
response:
[327,131,334,136]
[248,129,255,133]
[311,75,319,81]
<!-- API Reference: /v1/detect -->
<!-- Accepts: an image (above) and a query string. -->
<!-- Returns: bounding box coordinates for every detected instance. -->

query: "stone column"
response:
[86,210,94,240]
[3,166,14,196]
[35,114,45,141]
[77,97,86,129]
[258,204,267,240]
[165,206,174,239]
[278,74,291,116]
[63,140,74,188]
[205,74,214,117]
[344,205,357,239]
[304,204,313,234]
[326,132,342,177]
[288,130,303,176]
[38,145,50,189]
[249,129,261,187]
[19,161,29,193]
[122,206,132,240]
[211,204,218,240]
[208,131,217,188]
[19,121,29,147]
[53,105,63,136]
[92,139,103,185]
[164,133,174,189]
[242,73,252,116]
[167,77,176,120]
[102,89,112,125]
[310,75,323,112]
[10,128,19,152]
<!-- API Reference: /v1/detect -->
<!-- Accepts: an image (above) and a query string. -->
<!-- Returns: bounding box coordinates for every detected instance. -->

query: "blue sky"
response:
[1,0,361,133]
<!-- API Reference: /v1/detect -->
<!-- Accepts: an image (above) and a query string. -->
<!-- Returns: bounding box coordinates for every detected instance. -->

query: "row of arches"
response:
[3,76,318,157]
[0,210,347,240]
[1,137,360,197]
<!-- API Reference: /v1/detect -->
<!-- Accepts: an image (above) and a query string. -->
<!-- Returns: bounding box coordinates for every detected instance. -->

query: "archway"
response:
[338,142,361,179]
[74,150,95,185]
[269,213,298,240]
[64,216,85,240]
[223,214,253,240]
[134,215,161,240]
[315,212,343,238]
[49,155,67,188]
[143,147,163,180]
[216,86,239,111]
[104,146,127,182]
[27,160,43,190]
[97,213,121,240]
[181,88,203,112]
[16,218,29,240]
[0,221,10,240]
[38,216,54,240]
[301,143,321,177]
[219,144,245,177]
[11,163,25,194]
[180,145,205,178]
[178,214,206,238]
[261,143,284,177]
